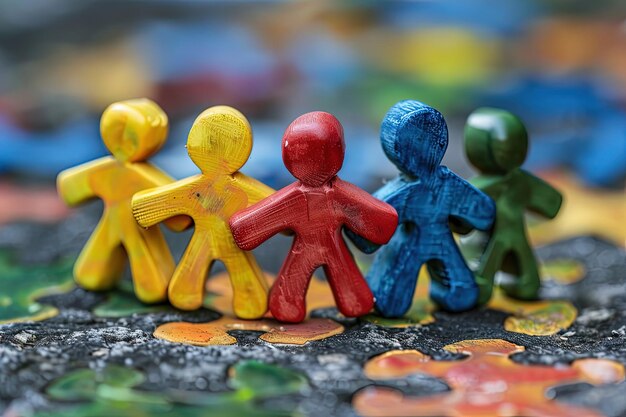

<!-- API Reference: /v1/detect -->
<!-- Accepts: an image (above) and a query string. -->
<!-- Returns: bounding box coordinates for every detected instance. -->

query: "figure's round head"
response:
[100,98,168,162]
[380,100,448,177]
[187,106,252,174]
[282,111,345,186]
[464,108,528,174]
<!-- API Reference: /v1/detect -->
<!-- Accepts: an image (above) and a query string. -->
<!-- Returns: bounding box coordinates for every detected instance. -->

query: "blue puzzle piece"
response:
[348,100,495,317]
[482,77,626,187]
[0,114,105,177]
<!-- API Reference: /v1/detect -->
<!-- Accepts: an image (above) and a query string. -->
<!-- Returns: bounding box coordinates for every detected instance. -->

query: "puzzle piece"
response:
[489,289,576,336]
[154,316,344,346]
[57,98,190,304]
[0,251,74,324]
[230,111,397,323]
[205,271,336,317]
[464,108,562,304]
[354,339,624,417]
[132,106,273,319]
[364,267,576,336]
[349,100,494,317]
[540,258,586,285]
[92,280,175,318]
[38,361,306,417]
[528,172,626,247]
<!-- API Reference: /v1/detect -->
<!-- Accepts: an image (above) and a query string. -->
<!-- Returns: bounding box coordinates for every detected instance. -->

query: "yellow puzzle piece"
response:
[57,98,189,303]
[132,106,273,319]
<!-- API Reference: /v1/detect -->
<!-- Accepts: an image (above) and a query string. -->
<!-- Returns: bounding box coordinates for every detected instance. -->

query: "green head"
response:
[464,108,528,174]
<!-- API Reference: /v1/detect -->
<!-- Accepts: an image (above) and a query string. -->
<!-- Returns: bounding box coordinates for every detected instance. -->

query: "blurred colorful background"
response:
[0,0,624,244]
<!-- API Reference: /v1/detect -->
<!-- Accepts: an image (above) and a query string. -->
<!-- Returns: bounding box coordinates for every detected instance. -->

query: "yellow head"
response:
[100,98,168,162]
[186,106,252,174]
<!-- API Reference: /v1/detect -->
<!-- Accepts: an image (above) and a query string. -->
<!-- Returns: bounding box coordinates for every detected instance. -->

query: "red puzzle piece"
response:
[230,112,398,323]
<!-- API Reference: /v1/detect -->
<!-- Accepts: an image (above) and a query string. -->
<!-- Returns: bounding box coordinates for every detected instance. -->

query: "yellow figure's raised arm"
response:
[132,163,193,231]
[233,172,275,206]
[132,175,199,228]
[56,157,115,206]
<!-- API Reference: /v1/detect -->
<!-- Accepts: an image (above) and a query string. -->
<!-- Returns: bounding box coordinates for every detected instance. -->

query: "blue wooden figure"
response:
[349,100,496,317]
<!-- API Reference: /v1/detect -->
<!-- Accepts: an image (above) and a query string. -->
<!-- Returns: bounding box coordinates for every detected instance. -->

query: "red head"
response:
[282,111,345,187]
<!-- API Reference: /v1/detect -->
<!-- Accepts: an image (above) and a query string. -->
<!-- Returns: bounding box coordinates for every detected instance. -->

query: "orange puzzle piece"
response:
[132,106,273,319]
[354,338,624,417]
[57,99,190,303]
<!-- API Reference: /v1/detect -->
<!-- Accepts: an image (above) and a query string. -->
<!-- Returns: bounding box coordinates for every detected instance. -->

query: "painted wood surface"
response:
[230,111,398,323]
[57,98,189,303]
[350,100,496,317]
[132,106,273,319]
[464,108,563,304]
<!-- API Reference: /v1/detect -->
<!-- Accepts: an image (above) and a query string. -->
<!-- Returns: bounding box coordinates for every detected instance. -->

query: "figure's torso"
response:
[397,173,453,238]
[289,181,345,256]
[182,174,251,230]
[487,170,529,235]
[90,161,160,207]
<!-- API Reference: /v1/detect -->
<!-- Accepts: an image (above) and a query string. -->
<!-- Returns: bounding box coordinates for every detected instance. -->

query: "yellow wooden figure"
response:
[132,106,273,319]
[57,98,189,303]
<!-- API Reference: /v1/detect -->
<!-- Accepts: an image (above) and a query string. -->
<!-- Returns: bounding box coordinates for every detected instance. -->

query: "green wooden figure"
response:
[464,108,563,304]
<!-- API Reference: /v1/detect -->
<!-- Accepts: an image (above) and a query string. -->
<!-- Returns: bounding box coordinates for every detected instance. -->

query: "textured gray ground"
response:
[0,208,625,417]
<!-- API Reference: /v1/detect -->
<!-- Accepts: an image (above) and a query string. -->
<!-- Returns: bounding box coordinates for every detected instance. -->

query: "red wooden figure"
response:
[229,112,398,323]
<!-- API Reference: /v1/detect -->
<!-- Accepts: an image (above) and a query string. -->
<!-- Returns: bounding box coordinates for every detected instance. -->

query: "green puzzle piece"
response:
[92,280,172,318]
[37,361,308,417]
[93,280,215,318]
[0,251,75,324]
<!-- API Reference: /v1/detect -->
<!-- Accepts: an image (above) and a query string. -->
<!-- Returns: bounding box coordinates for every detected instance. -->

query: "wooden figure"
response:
[349,100,496,318]
[132,106,273,319]
[229,111,398,324]
[464,108,562,304]
[57,99,190,303]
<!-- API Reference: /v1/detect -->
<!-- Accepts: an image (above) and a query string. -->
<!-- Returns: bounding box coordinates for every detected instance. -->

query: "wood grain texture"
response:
[57,98,189,303]
[132,106,273,319]
[464,108,563,304]
[349,100,496,317]
[230,112,398,323]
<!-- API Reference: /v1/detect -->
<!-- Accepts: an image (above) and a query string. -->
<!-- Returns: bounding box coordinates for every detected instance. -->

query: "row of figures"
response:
[57,98,562,323]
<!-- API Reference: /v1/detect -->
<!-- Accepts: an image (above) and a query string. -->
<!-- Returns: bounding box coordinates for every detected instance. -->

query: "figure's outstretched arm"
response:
[133,163,193,231]
[444,168,496,232]
[522,171,563,218]
[132,176,197,228]
[57,157,114,206]
[229,186,301,251]
[344,177,406,253]
[335,179,398,253]
[232,172,275,206]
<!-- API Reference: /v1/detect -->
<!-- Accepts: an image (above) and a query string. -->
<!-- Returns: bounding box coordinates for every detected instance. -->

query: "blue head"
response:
[380,100,448,177]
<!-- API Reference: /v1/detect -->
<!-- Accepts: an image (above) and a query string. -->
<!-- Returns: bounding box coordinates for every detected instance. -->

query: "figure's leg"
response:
[222,250,268,320]
[426,236,478,312]
[168,231,215,310]
[323,239,373,318]
[123,224,175,304]
[367,225,422,318]
[269,240,318,323]
[144,225,176,281]
[474,237,507,305]
[501,240,541,300]
[74,211,125,291]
